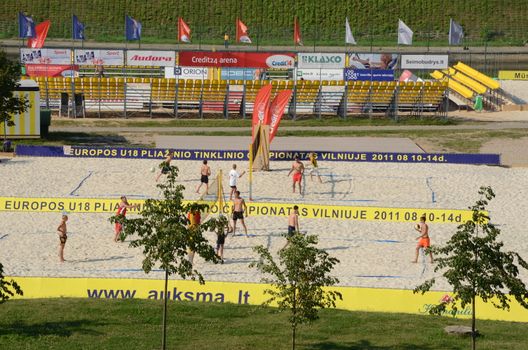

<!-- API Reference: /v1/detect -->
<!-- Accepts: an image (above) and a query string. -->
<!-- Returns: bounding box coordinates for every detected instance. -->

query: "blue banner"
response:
[15,145,501,165]
[344,68,394,81]
[221,68,257,81]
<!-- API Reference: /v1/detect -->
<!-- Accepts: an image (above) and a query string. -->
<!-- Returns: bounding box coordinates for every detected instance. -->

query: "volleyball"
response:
[150,166,156,173]
[414,224,421,230]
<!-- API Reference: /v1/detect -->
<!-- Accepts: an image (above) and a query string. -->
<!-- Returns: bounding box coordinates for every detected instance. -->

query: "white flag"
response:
[449,18,464,45]
[345,17,356,45]
[397,19,413,45]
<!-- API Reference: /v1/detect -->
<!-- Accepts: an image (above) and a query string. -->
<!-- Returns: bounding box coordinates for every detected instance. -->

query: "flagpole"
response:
[427,20,431,52]
[125,14,128,50]
[71,13,75,49]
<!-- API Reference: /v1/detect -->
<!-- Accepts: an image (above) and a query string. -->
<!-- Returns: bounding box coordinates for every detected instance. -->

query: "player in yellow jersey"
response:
[308,152,322,183]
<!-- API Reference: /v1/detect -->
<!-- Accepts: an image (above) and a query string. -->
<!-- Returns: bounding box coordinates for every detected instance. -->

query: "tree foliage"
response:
[110,164,223,350]
[251,233,342,349]
[0,262,23,304]
[110,165,221,283]
[0,50,29,133]
[414,186,528,349]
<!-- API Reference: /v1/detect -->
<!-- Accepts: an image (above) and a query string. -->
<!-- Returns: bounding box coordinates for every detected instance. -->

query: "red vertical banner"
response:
[27,20,51,48]
[236,18,252,43]
[294,17,303,46]
[268,89,293,143]
[252,84,273,140]
[178,17,191,43]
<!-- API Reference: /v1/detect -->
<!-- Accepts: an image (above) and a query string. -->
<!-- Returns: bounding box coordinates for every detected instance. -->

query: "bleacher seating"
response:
[33,77,447,118]
[431,62,507,111]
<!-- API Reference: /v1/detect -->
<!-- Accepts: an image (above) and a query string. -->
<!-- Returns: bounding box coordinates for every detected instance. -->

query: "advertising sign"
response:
[297,69,343,81]
[298,53,346,69]
[179,51,295,68]
[74,49,124,65]
[164,67,210,79]
[347,53,399,70]
[127,50,175,67]
[400,55,449,70]
[498,71,528,80]
[25,64,79,77]
[220,68,259,80]
[20,48,71,65]
[344,68,394,81]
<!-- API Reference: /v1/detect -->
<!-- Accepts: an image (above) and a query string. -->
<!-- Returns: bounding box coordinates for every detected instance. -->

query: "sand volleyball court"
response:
[1,154,527,291]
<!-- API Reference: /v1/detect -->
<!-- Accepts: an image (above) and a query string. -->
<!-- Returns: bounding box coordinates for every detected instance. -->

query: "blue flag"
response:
[73,15,85,40]
[18,12,36,38]
[125,15,142,41]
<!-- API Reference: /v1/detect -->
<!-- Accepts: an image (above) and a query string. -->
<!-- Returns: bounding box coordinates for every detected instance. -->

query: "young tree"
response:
[414,186,528,350]
[251,233,342,350]
[0,50,29,141]
[0,262,23,303]
[110,165,222,350]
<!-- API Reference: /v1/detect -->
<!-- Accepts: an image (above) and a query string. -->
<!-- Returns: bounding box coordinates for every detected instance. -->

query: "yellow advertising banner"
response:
[0,196,476,224]
[498,71,528,80]
[8,277,528,322]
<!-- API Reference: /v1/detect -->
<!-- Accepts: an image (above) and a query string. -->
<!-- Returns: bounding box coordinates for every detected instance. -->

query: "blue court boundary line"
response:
[425,177,436,203]
[69,171,94,196]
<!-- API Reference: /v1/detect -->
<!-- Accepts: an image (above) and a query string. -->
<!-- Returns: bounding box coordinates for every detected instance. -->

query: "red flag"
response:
[178,17,191,43]
[236,18,252,43]
[27,20,50,48]
[268,90,293,143]
[252,84,273,140]
[294,17,303,46]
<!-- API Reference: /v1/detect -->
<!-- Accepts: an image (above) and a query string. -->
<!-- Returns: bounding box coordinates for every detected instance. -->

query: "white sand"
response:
[1,157,527,291]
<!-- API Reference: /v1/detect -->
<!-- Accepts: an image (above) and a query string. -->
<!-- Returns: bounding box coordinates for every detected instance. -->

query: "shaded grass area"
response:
[51,116,458,128]
[9,129,527,154]
[11,132,151,148]
[0,299,527,350]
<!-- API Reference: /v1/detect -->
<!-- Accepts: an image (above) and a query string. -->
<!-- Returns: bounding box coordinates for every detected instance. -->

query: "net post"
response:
[249,143,253,201]
[218,169,224,214]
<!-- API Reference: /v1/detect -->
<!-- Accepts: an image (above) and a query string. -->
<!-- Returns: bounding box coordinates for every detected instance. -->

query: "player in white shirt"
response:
[229,164,245,200]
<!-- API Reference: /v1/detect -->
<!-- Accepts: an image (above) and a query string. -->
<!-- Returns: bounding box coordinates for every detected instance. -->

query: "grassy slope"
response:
[0,298,527,349]
[0,0,526,45]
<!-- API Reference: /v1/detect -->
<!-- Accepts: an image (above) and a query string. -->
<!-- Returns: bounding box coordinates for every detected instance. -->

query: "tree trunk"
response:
[292,324,296,350]
[292,286,296,350]
[162,268,169,350]
[471,294,476,350]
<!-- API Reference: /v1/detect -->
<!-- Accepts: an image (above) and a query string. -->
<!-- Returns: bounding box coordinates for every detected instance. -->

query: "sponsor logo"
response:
[440,294,454,303]
[266,55,295,68]
[301,54,342,64]
[344,69,358,80]
[105,51,121,56]
[60,70,79,78]
[130,55,173,62]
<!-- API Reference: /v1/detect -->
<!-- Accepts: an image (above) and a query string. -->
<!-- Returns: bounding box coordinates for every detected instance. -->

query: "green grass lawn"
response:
[51,116,458,128]
[0,298,527,349]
